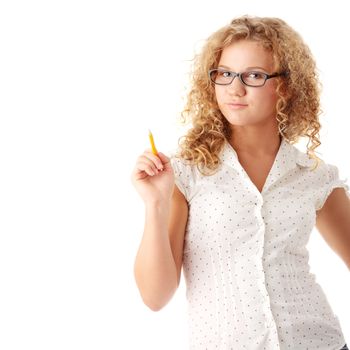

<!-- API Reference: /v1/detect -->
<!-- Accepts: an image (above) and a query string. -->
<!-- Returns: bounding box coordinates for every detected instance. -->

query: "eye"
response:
[246,71,265,79]
[218,70,233,78]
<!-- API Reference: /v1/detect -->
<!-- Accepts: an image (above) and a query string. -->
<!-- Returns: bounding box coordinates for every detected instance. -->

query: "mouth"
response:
[226,103,248,109]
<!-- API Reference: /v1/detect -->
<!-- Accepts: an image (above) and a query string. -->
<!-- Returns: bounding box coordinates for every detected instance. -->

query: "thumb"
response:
[157,152,171,167]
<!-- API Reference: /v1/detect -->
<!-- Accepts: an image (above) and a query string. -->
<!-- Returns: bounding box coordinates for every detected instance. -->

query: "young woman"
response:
[131,15,350,349]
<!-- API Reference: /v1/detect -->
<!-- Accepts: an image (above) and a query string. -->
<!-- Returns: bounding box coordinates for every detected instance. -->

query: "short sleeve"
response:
[169,154,194,202]
[315,163,350,211]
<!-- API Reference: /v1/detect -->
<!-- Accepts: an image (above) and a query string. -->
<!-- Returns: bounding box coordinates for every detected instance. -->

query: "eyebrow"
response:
[218,64,268,71]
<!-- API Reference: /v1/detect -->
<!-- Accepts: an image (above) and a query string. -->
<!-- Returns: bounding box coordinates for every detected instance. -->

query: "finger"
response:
[135,159,159,176]
[138,154,160,171]
[142,151,165,170]
[132,169,150,181]
[144,150,171,170]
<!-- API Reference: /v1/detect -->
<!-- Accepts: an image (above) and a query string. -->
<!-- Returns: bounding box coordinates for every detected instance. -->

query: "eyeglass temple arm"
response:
[266,71,289,79]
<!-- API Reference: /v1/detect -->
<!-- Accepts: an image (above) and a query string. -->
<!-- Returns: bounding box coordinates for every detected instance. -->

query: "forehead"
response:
[218,40,275,71]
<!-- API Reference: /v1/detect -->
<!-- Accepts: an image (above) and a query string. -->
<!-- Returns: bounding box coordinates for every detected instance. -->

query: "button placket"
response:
[254,194,281,349]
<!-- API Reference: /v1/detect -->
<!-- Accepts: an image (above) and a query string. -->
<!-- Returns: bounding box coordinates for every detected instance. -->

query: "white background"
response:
[0,0,349,349]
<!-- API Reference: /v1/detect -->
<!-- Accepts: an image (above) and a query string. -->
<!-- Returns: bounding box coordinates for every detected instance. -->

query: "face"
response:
[214,40,279,129]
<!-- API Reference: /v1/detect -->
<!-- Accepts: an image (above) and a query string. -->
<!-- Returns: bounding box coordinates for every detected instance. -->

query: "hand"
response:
[131,149,175,204]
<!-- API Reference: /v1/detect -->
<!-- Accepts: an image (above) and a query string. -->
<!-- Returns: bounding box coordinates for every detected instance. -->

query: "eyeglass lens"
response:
[211,70,267,86]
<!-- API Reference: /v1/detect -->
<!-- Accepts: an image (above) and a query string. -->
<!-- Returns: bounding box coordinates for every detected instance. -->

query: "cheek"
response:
[267,91,279,109]
[214,86,221,102]
[214,90,226,110]
[265,82,279,102]
[253,88,278,109]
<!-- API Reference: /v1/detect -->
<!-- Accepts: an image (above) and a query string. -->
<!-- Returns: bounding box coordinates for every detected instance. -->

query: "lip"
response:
[226,103,248,109]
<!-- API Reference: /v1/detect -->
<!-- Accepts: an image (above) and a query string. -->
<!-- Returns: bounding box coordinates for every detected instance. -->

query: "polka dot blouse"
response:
[169,137,349,350]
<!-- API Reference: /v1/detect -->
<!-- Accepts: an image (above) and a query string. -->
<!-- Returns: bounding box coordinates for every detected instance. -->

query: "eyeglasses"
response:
[208,68,288,87]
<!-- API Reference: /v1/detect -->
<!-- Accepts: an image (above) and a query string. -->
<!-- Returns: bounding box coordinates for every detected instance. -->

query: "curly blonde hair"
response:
[176,15,322,175]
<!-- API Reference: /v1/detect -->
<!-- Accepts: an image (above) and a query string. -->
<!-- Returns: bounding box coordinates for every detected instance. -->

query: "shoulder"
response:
[292,145,346,187]
[168,149,196,175]
[168,148,199,201]
[293,146,333,176]
[293,145,322,169]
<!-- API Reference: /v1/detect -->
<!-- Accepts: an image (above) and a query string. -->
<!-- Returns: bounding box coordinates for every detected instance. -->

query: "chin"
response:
[224,112,270,127]
[224,115,256,126]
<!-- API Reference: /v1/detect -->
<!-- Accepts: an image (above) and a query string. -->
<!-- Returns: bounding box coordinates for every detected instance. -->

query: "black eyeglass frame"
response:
[208,68,289,87]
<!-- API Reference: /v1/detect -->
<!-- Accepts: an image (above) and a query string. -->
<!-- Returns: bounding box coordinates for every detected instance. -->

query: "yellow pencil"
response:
[148,129,158,155]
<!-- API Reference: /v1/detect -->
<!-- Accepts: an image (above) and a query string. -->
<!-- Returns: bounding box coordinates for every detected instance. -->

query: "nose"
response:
[226,75,246,96]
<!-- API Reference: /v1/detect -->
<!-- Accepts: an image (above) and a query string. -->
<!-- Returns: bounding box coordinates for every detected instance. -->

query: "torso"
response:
[171,141,347,348]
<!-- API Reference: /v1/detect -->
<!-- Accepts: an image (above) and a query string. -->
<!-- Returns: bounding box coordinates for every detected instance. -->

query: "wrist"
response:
[145,198,171,208]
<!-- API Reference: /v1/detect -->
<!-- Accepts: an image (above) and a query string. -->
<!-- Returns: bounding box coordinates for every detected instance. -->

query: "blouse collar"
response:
[221,137,316,193]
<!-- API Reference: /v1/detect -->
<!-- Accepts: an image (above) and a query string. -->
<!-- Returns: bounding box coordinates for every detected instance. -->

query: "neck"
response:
[228,129,282,157]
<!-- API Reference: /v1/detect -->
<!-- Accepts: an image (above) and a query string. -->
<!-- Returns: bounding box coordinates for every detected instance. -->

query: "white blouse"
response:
[170,137,349,350]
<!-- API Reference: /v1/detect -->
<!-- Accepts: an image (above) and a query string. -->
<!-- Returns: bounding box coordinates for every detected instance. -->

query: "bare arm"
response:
[134,186,188,311]
[131,150,188,311]
[316,187,350,270]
